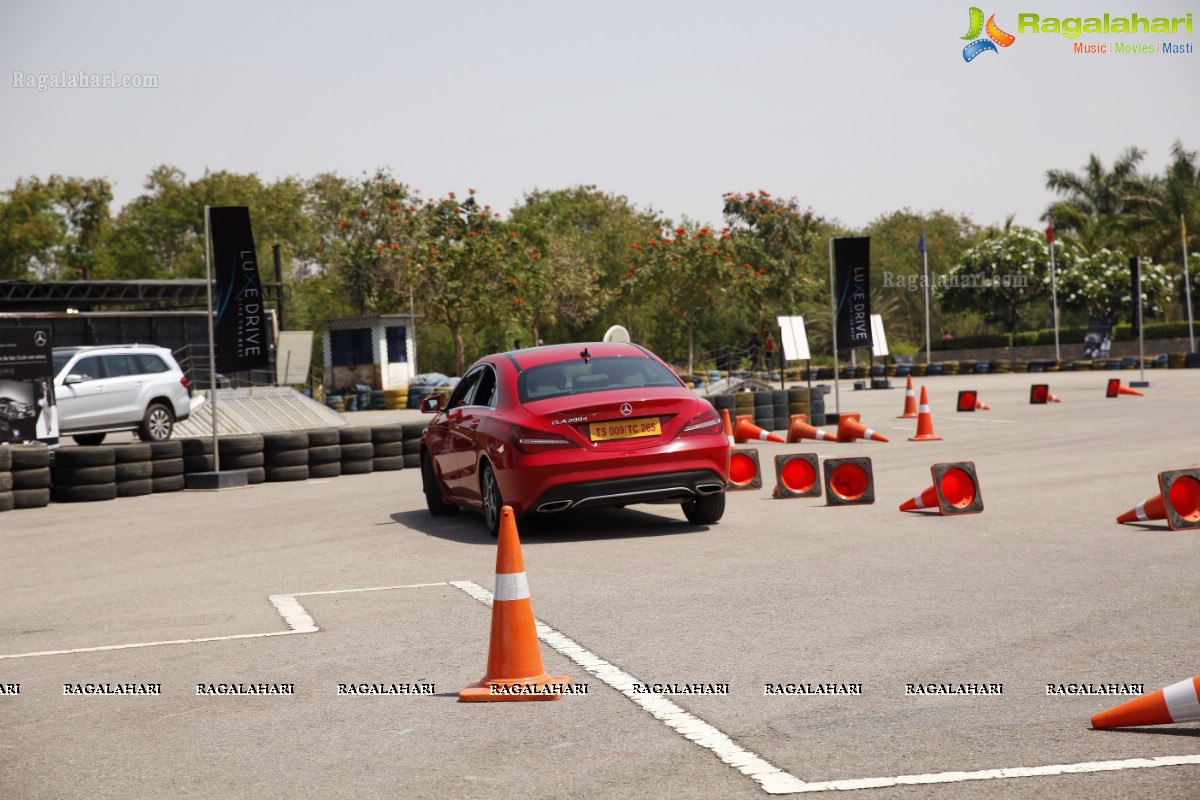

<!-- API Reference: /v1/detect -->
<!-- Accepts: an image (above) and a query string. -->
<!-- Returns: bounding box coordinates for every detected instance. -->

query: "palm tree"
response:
[1043,147,1159,254]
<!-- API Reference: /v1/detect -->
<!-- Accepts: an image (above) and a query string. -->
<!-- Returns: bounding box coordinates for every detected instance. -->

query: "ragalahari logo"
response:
[962,7,1016,61]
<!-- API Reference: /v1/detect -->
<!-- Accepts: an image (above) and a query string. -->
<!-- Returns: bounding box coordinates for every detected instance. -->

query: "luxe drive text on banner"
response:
[209,206,270,374]
[834,237,872,351]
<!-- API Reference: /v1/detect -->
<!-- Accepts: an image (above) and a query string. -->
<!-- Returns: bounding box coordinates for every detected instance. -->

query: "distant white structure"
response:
[603,324,631,343]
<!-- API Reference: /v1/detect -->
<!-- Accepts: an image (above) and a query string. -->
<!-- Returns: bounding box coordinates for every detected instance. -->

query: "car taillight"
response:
[180,377,189,389]
[680,407,722,436]
[509,424,577,454]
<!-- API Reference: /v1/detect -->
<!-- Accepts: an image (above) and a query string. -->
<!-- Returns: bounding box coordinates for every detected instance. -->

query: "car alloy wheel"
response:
[481,462,502,537]
[139,403,174,442]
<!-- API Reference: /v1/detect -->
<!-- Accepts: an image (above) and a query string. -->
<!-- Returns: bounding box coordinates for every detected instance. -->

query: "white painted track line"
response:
[5,579,1198,794]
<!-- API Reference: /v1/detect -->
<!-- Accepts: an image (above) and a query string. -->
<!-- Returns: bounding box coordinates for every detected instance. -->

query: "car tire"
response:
[72,433,107,446]
[0,491,14,512]
[220,451,265,469]
[55,482,118,503]
[306,428,340,447]
[265,464,309,482]
[54,465,117,486]
[10,445,50,470]
[372,455,405,472]
[308,461,342,479]
[13,487,51,509]
[0,473,12,492]
[219,434,263,454]
[340,442,374,461]
[341,459,374,476]
[421,451,459,517]
[682,492,726,525]
[152,458,185,478]
[480,462,502,537]
[114,444,153,463]
[13,467,52,490]
[56,447,116,468]
[138,403,175,442]
[152,474,185,493]
[117,479,154,497]
[115,461,153,482]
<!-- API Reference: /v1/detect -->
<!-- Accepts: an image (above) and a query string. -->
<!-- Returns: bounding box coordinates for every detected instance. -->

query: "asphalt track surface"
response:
[2,369,1198,800]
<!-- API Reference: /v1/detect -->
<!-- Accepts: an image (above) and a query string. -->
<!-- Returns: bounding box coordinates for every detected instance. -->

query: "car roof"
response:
[506,342,654,370]
[53,344,167,354]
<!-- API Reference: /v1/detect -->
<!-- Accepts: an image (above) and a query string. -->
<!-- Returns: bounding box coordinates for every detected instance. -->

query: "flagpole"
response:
[1135,255,1145,383]
[1048,222,1061,362]
[921,231,931,365]
[828,237,840,417]
[1183,214,1196,354]
[203,206,221,473]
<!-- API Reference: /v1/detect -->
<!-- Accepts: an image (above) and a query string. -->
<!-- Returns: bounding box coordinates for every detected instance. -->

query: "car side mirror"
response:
[421,394,443,414]
[64,373,85,385]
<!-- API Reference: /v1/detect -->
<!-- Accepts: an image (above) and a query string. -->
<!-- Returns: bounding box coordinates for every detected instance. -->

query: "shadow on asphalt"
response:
[389,506,712,545]
[1091,727,1200,737]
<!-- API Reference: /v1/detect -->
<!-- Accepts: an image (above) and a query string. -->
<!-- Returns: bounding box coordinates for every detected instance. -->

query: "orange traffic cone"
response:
[1092,675,1200,728]
[1116,469,1200,530]
[899,462,983,515]
[1107,378,1144,398]
[735,416,785,444]
[786,417,837,443]
[784,413,807,443]
[1030,384,1062,404]
[460,506,570,702]
[897,375,918,419]
[837,415,889,443]
[909,386,942,441]
[976,399,990,411]
[772,453,820,498]
[823,457,875,505]
[721,408,735,446]
[728,448,763,490]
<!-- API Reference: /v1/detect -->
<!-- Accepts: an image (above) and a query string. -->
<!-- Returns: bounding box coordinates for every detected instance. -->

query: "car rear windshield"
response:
[517,356,682,402]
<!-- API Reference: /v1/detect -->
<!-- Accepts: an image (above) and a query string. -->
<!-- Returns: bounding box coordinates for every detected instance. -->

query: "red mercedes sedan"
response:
[420,342,730,534]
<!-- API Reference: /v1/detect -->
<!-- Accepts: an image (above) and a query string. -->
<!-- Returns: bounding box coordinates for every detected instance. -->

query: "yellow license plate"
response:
[589,417,661,441]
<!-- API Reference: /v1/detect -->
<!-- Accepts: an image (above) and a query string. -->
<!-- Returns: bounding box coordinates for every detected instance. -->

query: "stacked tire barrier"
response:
[53,446,118,503]
[114,444,153,497]
[339,426,374,475]
[307,428,342,479]
[181,438,214,475]
[11,444,51,509]
[0,446,13,513]
[384,387,408,410]
[401,421,425,469]
[809,387,828,427]
[263,431,309,482]
[370,425,405,472]
[150,440,185,493]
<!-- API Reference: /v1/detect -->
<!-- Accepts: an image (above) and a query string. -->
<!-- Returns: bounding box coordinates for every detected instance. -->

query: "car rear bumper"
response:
[528,469,727,514]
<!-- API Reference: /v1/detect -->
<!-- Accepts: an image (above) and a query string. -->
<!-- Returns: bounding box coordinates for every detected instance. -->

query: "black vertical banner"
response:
[0,326,58,445]
[209,207,270,373]
[1130,256,1141,337]
[834,237,872,351]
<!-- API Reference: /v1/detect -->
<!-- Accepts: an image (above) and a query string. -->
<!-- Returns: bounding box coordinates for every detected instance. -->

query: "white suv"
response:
[52,344,192,445]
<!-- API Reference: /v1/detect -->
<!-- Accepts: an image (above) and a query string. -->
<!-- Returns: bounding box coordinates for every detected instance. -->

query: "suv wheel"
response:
[73,433,106,446]
[138,403,175,442]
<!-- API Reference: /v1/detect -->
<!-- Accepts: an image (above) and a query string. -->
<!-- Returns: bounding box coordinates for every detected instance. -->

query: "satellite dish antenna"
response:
[603,325,631,343]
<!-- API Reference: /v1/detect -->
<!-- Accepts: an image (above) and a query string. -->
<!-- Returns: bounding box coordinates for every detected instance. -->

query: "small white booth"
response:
[321,314,417,391]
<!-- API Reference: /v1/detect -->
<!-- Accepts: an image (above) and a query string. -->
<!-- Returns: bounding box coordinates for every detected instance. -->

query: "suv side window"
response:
[102,355,140,378]
[71,356,105,381]
[134,354,170,374]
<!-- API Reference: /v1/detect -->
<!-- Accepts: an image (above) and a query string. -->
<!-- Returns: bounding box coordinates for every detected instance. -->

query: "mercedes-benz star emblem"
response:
[34,331,47,346]
[620,403,633,416]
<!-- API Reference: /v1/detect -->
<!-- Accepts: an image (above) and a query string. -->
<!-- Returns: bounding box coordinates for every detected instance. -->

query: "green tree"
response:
[1060,249,1172,321]
[1044,147,1158,254]
[0,176,111,280]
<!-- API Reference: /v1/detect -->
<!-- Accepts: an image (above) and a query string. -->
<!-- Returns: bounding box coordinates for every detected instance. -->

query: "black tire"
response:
[371,425,404,443]
[117,479,154,497]
[402,453,420,469]
[0,491,13,512]
[480,462,503,537]
[341,459,373,475]
[265,448,308,467]
[221,451,264,469]
[152,458,185,478]
[152,474,185,493]
[308,445,342,464]
[55,482,118,503]
[56,446,116,468]
[149,440,183,460]
[244,467,265,485]
[13,487,51,509]
[402,439,422,456]
[372,441,404,458]
[10,445,50,469]
[340,442,373,461]
[265,464,309,482]
[682,492,725,524]
[54,465,117,486]
[339,426,371,444]
[0,472,10,492]
[422,451,458,517]
[183,455,215,473]
[372,455,405,471]
[12,467,51,490]
[264,431,309,451]
[115,461,153,481]
[179,438,214,456]
[308,461,342,479]
[137,403,175,442]
[113,443,153,463]
[72,433,107,446]
[218,434,263,455]
[0,447,10,471]
[306,428,340,447]
[400,421,427,439]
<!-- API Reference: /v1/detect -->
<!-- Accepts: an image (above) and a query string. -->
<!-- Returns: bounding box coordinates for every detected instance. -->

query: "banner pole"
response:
[923,237,931,365]
[1183,214,1196,354]
[828,237,840,417]
[1136,256,1145,382]
[204,206,220,473]
[1049,231,1061,362]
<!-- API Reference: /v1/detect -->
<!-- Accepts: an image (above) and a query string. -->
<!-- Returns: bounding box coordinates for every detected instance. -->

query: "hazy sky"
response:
[2,1,1197,231]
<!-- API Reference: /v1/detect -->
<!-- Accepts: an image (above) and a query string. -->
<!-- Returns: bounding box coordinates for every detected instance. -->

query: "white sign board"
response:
[776,316,811,361]
[870,314,889,357]
[276,330,314,385]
